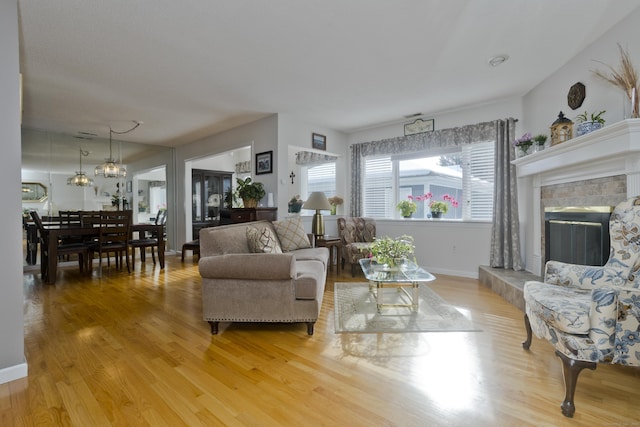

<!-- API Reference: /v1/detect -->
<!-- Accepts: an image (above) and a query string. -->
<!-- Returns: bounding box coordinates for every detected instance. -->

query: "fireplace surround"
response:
[514,119,640,274]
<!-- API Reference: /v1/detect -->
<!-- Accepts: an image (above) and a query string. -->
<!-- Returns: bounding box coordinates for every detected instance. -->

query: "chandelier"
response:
[67,149,94,187]
[94,121,141,178]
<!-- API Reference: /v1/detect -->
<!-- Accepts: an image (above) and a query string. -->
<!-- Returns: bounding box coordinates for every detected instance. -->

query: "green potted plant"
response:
[288,195,304,213]
[236,177,265,208]
[575,110,606,136]
[533,134,548,150]
[397,199,417,218]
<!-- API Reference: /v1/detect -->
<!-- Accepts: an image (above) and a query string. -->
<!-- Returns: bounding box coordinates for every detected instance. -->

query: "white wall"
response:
[277,114,349,212]
[175,115,278,244]
[346,97,524,278]
[0,0,27,384]
[519,8,640,273]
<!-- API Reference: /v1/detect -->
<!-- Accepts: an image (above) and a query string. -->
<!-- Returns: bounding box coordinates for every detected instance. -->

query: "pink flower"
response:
[452,200,459,208]
[408,195,414,200]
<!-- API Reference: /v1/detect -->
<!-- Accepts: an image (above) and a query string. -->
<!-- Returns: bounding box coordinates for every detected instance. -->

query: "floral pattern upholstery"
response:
[523,197,640,416]
[337,217,376,277]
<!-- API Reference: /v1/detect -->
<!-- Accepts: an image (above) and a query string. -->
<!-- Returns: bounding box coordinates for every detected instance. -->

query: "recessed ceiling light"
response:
[488,55,509,67]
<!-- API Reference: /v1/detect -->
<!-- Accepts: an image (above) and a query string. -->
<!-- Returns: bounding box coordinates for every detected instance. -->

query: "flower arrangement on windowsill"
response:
[429,194,459,218]
[397,199,417,218]
[328,196,343,215]
[369,235,416,268]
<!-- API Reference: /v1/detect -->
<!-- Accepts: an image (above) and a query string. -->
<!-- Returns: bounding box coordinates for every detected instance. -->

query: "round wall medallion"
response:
[568,82,586,110]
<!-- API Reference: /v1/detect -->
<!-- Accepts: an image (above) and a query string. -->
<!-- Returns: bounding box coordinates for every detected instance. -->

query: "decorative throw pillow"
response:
[246,226,282,254]
[273,217,311,252]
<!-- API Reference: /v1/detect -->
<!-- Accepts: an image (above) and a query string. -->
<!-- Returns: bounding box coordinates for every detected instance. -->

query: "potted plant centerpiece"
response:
[369,235,416,270]
[236,177,265,208]
[575,110,606,136]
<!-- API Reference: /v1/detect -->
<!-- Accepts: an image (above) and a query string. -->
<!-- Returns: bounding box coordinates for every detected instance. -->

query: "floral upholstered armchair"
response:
[337,217,376,277]
[523,196,640,417]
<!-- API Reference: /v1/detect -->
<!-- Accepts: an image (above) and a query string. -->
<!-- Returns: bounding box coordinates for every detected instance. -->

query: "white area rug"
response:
[334,282,481,333]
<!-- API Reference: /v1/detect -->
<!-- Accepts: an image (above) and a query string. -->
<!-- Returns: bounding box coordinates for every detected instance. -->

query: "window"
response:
[303,161,336,199]
[362,141,494,220]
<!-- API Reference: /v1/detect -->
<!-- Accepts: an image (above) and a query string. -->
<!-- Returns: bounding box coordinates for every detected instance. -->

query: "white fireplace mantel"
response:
[514,119,640,188]
[513,119,640,274]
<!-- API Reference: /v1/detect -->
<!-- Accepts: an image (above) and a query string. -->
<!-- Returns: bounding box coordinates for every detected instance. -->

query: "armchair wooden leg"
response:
[555,350,596,418]
[306,322,315,335]
[522,314,533,350]
[208,321,219,335]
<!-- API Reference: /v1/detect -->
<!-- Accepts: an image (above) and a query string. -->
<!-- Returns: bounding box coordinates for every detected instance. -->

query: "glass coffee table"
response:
[359,258,436,313]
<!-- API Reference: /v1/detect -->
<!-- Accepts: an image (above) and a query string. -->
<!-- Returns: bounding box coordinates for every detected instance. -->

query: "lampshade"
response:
[67,149,94,187]
[302,192,332,211]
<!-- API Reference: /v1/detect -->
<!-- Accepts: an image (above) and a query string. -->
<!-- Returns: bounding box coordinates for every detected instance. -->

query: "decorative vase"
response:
[243,198,258,208]
[576,121,603,136]
[402,213,412,219]
[330,205,337,215]
[431,211,441,219]
[515,144,533,158]
[625,87,639,119]
[288,202,302,213]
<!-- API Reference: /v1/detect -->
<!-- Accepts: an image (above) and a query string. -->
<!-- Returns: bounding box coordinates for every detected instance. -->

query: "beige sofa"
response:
[198,219,329,335]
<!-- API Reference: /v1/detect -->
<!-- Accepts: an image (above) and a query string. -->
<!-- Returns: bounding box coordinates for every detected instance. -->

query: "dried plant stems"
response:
[593,43,639,118]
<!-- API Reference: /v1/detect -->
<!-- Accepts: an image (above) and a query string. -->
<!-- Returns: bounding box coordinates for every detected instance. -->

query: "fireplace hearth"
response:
[544,206,613,266]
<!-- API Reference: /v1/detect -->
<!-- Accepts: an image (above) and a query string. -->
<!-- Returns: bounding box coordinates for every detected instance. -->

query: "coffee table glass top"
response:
[359,258,435,283]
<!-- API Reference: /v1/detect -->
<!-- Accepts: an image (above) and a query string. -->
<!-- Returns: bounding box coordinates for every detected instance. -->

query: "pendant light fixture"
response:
[67,149,94,187]
[94,121,141,178]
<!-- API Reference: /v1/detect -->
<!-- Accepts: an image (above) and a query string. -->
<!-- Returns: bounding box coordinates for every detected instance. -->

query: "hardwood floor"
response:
[3,255,639,426]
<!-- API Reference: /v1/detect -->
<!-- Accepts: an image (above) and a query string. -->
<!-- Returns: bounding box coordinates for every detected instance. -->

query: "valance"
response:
[358,120,496,157]
[296,151,338,166]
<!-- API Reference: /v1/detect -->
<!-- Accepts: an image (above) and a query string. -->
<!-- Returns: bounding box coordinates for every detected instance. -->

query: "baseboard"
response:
[426,266,478,279]
[0,359,28,384]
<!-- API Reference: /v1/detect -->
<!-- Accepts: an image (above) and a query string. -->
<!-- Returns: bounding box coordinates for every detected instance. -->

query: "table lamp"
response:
[303,192,332,239]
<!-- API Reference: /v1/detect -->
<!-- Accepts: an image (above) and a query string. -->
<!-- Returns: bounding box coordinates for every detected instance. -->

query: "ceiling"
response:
[18,0,640,149]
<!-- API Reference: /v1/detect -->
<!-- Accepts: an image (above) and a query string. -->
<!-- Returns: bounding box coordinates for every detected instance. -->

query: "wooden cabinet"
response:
[220,208,278,225]
[192,169,233,236]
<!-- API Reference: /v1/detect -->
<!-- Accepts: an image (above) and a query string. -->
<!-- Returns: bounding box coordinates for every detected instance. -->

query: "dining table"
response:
[26,220,165,285]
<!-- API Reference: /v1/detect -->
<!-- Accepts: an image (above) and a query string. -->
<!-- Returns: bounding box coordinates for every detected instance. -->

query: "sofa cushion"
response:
[291,247,330,269]
[246,226,282,254]
[294,260,326,300]
[524,281,592,334]
[273,217,311,252]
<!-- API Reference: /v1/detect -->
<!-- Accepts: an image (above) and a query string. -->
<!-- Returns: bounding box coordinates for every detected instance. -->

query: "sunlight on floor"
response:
[411,333,483,412]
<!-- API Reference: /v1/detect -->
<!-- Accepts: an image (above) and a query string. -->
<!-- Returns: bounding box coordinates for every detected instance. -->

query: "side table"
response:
[315,236,342,274]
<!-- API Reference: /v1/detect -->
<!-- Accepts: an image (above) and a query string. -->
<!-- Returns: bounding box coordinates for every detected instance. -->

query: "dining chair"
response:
[130,209,166,266]
[30,211,90,281]
[89,210,132,276]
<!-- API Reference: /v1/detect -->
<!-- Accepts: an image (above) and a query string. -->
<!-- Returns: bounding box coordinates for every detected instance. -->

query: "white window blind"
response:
[363,157,393,218]
[462,141,494,221]
[306,162,336,198]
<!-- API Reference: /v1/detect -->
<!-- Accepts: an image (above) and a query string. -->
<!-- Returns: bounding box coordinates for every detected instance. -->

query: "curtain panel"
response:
[490,118,523,270]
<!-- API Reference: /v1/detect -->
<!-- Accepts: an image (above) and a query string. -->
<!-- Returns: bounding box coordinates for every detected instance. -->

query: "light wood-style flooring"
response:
[2,255,639,426]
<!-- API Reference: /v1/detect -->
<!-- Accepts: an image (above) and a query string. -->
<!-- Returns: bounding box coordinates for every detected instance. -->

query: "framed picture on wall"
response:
[312,133,326,150]
[256,151,273,175]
